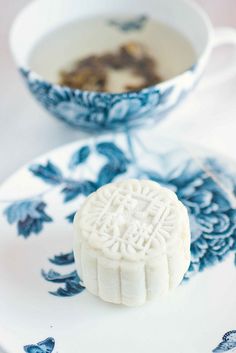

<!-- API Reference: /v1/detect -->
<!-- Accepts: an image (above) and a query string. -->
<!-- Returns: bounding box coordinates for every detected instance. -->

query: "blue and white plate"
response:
[0,130,236,353]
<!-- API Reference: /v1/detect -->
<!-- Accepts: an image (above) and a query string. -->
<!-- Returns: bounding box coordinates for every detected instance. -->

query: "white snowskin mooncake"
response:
[73,179,191,306]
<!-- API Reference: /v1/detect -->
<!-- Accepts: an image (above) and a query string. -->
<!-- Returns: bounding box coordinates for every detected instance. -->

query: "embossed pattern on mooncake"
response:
[74,179,190,306]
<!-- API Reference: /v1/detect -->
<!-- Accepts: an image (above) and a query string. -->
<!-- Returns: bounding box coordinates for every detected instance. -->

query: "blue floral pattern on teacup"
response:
[19,67,196,130]
[108,15,148,32]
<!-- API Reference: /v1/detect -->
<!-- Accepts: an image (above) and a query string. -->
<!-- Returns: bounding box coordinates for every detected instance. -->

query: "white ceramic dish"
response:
[0,130,235,352]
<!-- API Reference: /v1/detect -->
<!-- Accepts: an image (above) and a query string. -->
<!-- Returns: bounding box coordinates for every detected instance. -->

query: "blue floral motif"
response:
[40,142,130,296]
[24,337,55,353]
[41,269,77,283]
[69,146,90,170]
[29,161,63,185]
[205,157,236,192]
[61,180,97,202]
[20,68,178,130]
[145,156,236,278]
[62,142,129,201]
[49,251,74,265]
[97,164,122,186]
[3,141,129,240]
[50,275,84,297]
[3,135,236,300]
[96,142,130,186]
[213,330,236,352]
[42,269,84,297]
[42,249,84,297]
[4,200,52,238]
[96,142,129,165]
[66,212,76,223]
[108,15,148,31]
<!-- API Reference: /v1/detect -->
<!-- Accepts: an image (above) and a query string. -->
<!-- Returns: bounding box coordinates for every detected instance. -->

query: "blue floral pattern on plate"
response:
[2,133,236,297]
[24,337,55,353]
[49,251,74,266]
[23,330,236,353]
[213,330,236,352]
[42,251,85,297]
[4,200,52,238]
[0,133,235,352]
[145,157,236,279]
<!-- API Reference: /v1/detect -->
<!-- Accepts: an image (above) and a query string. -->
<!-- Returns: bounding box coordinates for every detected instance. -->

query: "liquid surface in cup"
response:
[28,15,197,92]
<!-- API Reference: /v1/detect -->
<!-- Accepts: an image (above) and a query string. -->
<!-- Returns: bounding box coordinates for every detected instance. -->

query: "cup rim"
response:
[9,0,214,97]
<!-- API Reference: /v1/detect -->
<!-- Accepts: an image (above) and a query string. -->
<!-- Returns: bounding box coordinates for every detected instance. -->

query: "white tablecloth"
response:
[0,1,236,351]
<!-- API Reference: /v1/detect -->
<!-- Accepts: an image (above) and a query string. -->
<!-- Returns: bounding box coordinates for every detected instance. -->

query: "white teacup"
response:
[10,0,236,131]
